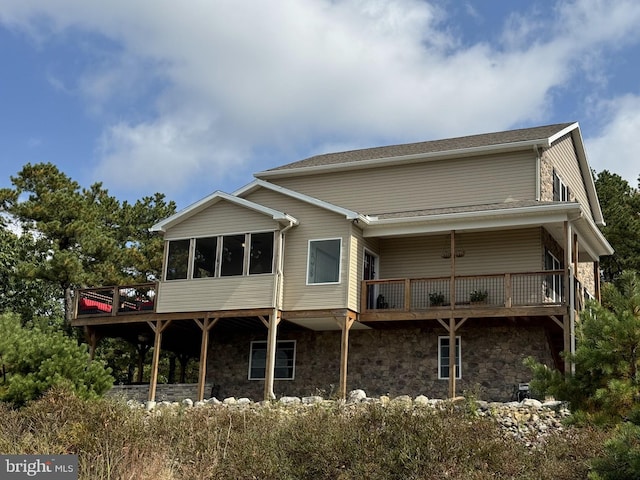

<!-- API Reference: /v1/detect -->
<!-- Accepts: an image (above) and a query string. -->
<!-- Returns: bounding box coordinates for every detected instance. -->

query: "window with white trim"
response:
[165,232,274,281]
[248,340,296,380]
[544,249,563,302]
[553,170,570,201]
[438,336,461,380]
[166,239,190,280]
[307,238,341,284]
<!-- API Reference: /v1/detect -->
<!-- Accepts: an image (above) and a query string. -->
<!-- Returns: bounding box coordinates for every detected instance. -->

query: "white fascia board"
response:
[255,139,551,179]
[150,190,297,233]
[572,212,614,258]
[150,190,224,232]
[362,203,582,238]
[548,122,579,144]
[235,179,362,220]
[567,126,606,226]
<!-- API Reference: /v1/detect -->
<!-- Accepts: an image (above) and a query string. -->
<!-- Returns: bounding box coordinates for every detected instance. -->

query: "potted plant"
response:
[470,289,488,305]
[429,291,445,307]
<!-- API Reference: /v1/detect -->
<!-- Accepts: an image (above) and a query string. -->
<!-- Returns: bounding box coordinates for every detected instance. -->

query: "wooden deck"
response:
[360,271,572,322]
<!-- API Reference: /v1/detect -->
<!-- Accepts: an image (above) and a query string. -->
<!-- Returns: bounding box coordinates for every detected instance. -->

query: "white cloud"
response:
[2,0,640,195]
[585,94,640,188]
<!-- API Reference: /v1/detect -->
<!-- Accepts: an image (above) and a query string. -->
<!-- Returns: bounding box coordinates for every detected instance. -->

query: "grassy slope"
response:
[0,389,610,480]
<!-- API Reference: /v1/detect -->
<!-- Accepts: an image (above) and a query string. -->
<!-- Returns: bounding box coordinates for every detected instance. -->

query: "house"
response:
[72,122,613,402]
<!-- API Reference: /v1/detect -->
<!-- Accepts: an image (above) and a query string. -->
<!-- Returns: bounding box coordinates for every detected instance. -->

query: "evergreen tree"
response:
[0,313,113,405]
[0,163,175,324]
[594,170,640,281]
[527,271,640,420]
[0,225,63,321]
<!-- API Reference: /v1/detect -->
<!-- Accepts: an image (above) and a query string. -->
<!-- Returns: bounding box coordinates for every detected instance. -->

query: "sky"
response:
[1,0,639,211]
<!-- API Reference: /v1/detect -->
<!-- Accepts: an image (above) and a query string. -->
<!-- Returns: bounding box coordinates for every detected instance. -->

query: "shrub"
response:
[0,313,113,405]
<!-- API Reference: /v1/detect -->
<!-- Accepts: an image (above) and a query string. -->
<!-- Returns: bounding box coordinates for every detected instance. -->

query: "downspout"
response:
[264,220,295,400]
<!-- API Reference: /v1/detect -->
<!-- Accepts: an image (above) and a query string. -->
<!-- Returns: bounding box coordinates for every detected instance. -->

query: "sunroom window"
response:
[193,237,217,278]
[165,232,275,281]
[166,239,190,280]
[249,232,274,274]
[221,234,245,277]
[307,238,341,284]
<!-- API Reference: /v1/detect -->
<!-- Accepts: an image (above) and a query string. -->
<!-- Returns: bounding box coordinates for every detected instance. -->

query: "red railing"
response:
[75,283,157,317]
[361,271,566,312]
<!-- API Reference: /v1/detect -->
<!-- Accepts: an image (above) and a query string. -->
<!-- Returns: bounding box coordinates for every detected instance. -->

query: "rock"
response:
[206,397,222,406]
[522,398,543,409]
[414,395,430,406]
[542,400,563,410]
[391,395,412,405]
[279,396,301,405]
[194,401,206,408]
[182,398,194,408]
[223,397,237,405]
[237,398,252,405]
[302,396,323,405]
[348,389,367,403]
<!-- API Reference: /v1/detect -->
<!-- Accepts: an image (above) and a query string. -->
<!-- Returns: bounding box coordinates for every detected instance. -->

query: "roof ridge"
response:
[263,122,576,173]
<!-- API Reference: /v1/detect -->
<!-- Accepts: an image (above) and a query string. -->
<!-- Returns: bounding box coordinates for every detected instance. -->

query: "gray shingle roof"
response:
[370,201,568,219]
[266,122,576,172]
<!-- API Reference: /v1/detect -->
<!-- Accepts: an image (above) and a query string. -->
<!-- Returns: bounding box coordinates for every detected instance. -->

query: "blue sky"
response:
[1,0,639,211]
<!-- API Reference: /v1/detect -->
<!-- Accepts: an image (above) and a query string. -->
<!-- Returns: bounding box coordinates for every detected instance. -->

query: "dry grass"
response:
[0,389,611,480]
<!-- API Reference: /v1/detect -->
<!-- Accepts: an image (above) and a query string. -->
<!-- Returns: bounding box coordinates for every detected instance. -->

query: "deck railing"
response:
[362,271,566,313]
[75,282,157,317]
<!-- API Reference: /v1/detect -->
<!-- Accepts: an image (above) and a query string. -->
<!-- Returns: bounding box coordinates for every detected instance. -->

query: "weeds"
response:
[0,389,611,479]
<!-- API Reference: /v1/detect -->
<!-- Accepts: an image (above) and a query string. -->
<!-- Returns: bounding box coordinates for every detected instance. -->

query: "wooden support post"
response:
[563,314,571,375]
[84,326,99,362]
[195,317,219,401]
[594,261,601,302]
[450,231,456,309]
[263,310,281,401]
[504,273,512,308]
[448,316,456,398]
[147,319,171,403]
[338,314,355,400]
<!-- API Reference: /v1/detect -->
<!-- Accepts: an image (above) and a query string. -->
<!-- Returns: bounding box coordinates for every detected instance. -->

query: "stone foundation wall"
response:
[107,383,214,402]
[206,323,555,402]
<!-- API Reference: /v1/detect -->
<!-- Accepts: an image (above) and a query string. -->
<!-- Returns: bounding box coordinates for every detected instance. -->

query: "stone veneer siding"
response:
[107,383,214,402]
[206,324,554,402]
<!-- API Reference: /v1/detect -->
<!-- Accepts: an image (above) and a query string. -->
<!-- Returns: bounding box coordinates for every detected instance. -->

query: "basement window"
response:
[438,336,461,380]
[248,340,296,380]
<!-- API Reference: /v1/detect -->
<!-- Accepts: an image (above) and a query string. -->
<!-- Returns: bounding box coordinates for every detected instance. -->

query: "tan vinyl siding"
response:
[544,134,593,218]
[165,200,278,240]
[156,275,274,312]
[379,229,542,279]
[244,188,352,310]
[270,151,537,214]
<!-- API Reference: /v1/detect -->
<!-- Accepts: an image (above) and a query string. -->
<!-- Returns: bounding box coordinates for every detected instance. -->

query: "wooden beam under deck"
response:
[71,308,275,327]
[359,305,569,323]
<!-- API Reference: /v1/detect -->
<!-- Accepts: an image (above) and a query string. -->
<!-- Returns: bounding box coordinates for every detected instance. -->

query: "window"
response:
[248,340,296,380]
[545,249,563,302]
[307,239,341,284]
[193,237,218,278]
[249,232,274,274]
[165,232,275,281]
[553,170,570,201]
[166,239,190,280]
[221,234,245,276]
[438,336,461,380]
